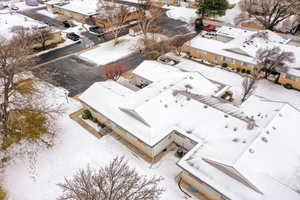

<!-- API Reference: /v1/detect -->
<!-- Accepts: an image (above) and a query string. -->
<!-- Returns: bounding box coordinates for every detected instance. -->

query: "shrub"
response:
[236,68,241,72]
[0,186,6,200]
[241,69,246,73]
[246,70,251,74]
[283,83,293,89]
[82,109,92,120]
[92,117,98,123]
[221,63,228,68]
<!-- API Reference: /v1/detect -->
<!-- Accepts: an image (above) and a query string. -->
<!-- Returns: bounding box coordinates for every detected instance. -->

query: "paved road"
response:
[157,15,190,36]
[19,8,66,29]
[36,41,85,64]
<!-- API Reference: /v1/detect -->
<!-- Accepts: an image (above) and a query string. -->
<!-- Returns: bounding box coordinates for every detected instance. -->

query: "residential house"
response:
[78,57,300,200]
[182,26,300,90]
[46,0,141,28]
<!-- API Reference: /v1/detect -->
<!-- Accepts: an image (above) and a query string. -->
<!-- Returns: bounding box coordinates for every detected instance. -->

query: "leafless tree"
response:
[136,3,164,41]
[57,156,164,200]
[255,47,295,79]
[0,30,60,152]
[32,27,53,50]
[169,33,197,56]
[241,76,257,102]
[236,0,300,30]
[95,1,132,45]
[102,63,128,81]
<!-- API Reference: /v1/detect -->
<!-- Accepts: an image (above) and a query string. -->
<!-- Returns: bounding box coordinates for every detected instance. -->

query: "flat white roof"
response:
[187,27,300,72]
[0,12,47,41]
[56,0,136,16]
[80,56,300,199]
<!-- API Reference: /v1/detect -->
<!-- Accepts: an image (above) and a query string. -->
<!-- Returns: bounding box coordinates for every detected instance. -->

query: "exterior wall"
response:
[180,171,226,200]
[56,8,87,23]
[172,131,197,151]
[152,134,173,156]
[182,45,255,73]
[81,104,155,158]
[279,73,300,90]
[32,31,63,49]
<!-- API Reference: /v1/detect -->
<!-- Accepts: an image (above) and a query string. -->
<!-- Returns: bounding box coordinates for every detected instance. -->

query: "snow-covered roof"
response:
[178,96,300,200]
[79,60,223,146]
[80,57,300,199]
[187,27,300,73]
[0,12,47,41]
[56,0,136,16]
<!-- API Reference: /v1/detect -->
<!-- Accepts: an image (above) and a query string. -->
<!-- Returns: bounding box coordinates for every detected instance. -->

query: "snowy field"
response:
[1,84,189,200]
[79,35,142,65]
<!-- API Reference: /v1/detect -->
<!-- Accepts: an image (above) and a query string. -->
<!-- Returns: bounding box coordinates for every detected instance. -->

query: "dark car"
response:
[66,32,80,41]
[63,21,76,28]
[89,26,104,35]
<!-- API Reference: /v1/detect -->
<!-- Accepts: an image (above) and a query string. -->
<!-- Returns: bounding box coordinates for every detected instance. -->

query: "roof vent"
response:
[247,116,256,130]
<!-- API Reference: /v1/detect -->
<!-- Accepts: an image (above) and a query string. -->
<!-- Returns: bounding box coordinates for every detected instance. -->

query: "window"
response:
[285,73,297,81]
[243,62,253,68]
[223,57,234,64]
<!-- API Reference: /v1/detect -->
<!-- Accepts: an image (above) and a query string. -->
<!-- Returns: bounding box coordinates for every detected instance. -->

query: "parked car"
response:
[10,4,19,10]
[194,18,204,31]
[89,26,104,35]
[158,56,180,66]
[66,32,80,41]
[63,21,76,28]
[203,24,216,32]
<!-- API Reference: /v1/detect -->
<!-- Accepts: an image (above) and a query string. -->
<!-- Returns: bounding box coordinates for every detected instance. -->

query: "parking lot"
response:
[35,52,148,96]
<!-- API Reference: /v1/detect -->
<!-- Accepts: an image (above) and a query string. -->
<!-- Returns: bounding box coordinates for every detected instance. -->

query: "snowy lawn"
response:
[36,9,58,18]
[79,35,142,65]
[2,85,189,200]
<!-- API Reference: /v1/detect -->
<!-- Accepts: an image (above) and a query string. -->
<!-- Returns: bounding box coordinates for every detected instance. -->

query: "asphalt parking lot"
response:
[36,55,103,96]
[35,52,148,97]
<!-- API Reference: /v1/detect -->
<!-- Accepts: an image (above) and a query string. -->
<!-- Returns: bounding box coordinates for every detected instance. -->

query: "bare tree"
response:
[32,27,53,50]
[169,33,197,56]
[95,1,132,45]
[236,0,300,30]
[58,156,164,200]
[0,30,60,152]
[255,47,295,79]
[102,63,128,81]
[241,76,257,102]
[136,3,164,41]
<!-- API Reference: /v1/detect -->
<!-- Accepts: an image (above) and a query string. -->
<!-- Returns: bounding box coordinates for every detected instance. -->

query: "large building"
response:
[78,56,300,200]
[45,0,140,28]
[182,26,300,90]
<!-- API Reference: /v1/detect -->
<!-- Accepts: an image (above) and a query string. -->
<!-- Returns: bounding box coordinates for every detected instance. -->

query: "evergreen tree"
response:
[197,0,229,20]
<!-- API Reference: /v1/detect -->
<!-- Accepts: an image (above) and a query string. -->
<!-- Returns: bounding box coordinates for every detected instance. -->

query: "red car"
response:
[204,24,216,31]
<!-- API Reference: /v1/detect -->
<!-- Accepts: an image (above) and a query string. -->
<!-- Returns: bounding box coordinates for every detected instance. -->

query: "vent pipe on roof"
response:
[247,116,256,130]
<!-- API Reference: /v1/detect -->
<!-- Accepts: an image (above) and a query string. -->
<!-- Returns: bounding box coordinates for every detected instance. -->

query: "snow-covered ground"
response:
[1,83,188,200]
[79,34,142,65]
[36,9,58,18]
